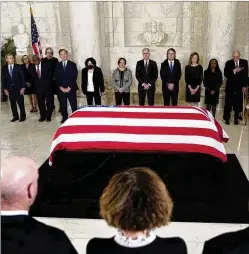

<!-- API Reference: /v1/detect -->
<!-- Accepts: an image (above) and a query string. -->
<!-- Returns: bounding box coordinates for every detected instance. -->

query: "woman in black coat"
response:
[81,58,105,105]
[204,59,223,118]
[21,55,38,112]
[185,52,203,106]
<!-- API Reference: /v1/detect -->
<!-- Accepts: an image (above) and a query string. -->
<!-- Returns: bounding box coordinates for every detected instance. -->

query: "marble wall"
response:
[1,1,249,98]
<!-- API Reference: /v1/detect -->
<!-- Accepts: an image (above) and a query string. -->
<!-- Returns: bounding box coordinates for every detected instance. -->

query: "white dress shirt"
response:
[168,59,174,67]
[233,60,240,74]
[35,62,42,73]
[144,59,149,67]
[1,210,28,216]
[62,60,68,68]
[8,64,14,74]
[87,72,94,92]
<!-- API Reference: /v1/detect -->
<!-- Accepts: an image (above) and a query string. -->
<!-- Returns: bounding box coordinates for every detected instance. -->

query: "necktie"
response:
[36,65,41,78]
[235,61,238,68]
[9,65,13,78]
[145,61,148,73]
[170,61,173,72]
[63,62,66,71]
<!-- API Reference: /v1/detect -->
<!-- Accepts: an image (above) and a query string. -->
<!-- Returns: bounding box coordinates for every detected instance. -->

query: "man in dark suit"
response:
[1,54,26,122]
[1,156,78,254]
[160,48,182,106]
[135,48,158,106]
[202,227,249,254]
[30,55,53,122]
[55,49,78,123]
[223,50,248,125]
[42,47,60,111]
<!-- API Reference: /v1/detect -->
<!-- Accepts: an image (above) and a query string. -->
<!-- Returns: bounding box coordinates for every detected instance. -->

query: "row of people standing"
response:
[2,47,248,124]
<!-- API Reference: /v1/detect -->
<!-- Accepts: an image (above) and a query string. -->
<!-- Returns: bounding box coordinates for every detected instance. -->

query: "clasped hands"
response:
[60,86,71,93]
[189,86,199,95]
[142,83,151,90]
[167,83,174,91]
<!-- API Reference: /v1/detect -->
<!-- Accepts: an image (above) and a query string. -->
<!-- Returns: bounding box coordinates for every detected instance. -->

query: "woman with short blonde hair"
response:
[87,167,187,254]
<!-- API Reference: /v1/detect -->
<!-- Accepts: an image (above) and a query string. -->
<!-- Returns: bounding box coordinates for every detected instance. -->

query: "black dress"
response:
[185,65,203,102]
[21,63,35,95]
[87,236,187,254]
[203,69,223,105]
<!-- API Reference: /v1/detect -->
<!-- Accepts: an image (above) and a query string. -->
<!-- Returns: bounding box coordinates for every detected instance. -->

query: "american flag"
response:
[48,106,229,166]
[30,7,43,57]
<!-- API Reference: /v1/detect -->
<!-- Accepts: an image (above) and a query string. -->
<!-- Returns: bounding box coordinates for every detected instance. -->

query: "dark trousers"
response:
[86,92,101,105]
[223,90,242,121]
[163,89,179,106]
[138,87,155,106]
[206,104,217,118]
[9,92,26,119]
[37,91,53,119]
[115,92,130,105]
[59,89,77,120]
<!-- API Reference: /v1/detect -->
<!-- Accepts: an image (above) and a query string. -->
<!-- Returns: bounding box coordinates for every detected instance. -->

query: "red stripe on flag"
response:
[53,125,222,142]
[70,111,210,120]
[49,141,227,165]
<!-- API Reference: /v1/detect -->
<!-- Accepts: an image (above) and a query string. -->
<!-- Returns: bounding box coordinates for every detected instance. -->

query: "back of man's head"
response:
[1,156,38,211]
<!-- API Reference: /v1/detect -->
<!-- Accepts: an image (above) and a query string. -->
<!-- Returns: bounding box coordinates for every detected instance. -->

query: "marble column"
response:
[206,2,237,72]
[68,2,101,70]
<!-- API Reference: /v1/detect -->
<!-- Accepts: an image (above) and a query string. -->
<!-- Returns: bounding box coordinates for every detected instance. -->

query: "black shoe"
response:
[39,118,45,122]
[11,117,19,122]
[238,116,243,121]
[225,120,230,125]
[46,117,51,122]
[234,120,239,125]
[19,117,26,122]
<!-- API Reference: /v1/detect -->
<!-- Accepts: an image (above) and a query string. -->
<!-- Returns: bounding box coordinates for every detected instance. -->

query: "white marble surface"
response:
[1,97,249,254]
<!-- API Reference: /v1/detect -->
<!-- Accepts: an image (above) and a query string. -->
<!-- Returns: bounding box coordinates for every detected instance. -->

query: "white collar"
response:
[62,60,68,65]
[168,59,174,64]
[114,230,156,248]
[1,210,28,216]
[144,59,149,63]
[8,64,14,68]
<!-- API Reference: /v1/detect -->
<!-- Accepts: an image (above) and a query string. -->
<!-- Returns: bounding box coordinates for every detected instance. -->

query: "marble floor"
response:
[1,97,248,254]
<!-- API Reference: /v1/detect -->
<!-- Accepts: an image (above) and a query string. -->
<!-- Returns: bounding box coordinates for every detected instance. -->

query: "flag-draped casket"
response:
[49,106,229,166]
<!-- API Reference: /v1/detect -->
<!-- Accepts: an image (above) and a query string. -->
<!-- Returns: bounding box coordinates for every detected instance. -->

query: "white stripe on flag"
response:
[50,133,226,155]
[62,117,218,131]
[76,107,206,114]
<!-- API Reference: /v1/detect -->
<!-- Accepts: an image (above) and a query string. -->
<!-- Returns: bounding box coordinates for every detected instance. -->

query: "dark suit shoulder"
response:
[204,227,249,250]
[149,59,157,65]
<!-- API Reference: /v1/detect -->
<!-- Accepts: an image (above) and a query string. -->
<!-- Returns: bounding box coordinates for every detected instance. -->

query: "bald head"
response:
[1,156,38,210]
[232,50,240,62]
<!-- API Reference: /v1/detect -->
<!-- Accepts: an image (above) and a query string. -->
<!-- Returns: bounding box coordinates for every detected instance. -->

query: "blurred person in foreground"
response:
[1,156,78,254]
[202,226,249,254]
[87,167,187,254]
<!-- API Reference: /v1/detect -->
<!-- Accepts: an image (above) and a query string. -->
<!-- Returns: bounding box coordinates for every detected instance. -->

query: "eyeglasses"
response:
[46,51,53,54]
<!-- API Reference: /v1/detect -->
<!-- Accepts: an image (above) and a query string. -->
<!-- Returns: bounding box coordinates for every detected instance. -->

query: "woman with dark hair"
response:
[81,57,105,105]
[112,57,132,105]
[86,167,187,254]
[204,59,223,118]
[185,52,203,106]
[21,55,38,112]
